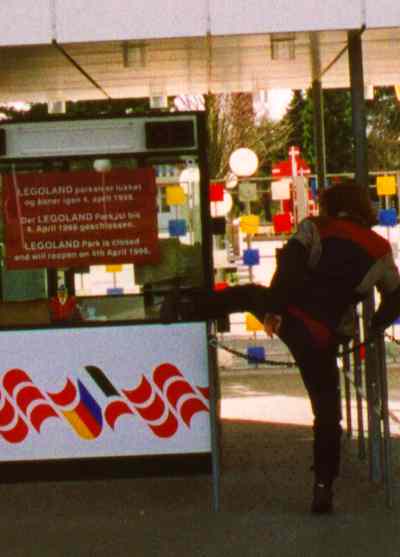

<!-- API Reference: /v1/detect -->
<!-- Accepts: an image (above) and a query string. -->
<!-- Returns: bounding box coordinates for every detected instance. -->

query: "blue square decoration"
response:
[168,219,187,237]
[107,287,124,296]
[243,248,260,266]
[378,208,397,227]
[247,346,266,363]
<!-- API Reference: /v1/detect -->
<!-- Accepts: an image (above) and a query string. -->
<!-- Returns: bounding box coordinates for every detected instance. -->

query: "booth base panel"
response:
[0,453,212,483]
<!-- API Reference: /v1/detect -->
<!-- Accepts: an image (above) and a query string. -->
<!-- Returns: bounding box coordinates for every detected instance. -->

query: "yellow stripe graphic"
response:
[63,410,94,440]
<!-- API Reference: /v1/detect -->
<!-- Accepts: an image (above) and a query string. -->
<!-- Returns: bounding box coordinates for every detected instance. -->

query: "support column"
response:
[348,29,383,484]
[309,33,327,189]
[347,30,368,188]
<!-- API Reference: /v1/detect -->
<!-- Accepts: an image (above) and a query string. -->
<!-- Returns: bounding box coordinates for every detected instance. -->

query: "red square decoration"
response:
[273,212,292,234]
[209,182,224,202]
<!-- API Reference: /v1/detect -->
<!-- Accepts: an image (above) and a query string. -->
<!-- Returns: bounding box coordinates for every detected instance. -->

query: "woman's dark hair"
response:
[319,182,377,227]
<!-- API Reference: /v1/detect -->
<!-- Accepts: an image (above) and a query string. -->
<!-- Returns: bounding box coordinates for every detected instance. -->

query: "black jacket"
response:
[270,216,400,339]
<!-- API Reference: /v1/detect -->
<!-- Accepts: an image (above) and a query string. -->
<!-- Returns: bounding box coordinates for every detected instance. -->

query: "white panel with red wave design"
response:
[0,323,211,461]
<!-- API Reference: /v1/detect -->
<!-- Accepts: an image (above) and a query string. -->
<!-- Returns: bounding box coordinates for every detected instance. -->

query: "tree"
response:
[283,88,354,174]
[281,90,308,157]
[367,86,400,171]
[176,92,292,178]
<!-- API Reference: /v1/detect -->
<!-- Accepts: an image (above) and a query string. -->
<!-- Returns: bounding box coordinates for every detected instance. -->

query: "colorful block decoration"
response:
[376,175,396,196]
[243,248,260,266]
[214,282,229,291]
[107,287,124,296]
[247,346,266,363]
[273,212,292,234]
[245,312,264,332]
[209,181,225,202]
[378,208,397,227]
[271,179,291,201]
[166,185,186,206]
[168,219,187,237]
[239,214,260,235]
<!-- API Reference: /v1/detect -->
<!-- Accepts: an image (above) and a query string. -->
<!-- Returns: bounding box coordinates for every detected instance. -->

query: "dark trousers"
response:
[194,284,342,485]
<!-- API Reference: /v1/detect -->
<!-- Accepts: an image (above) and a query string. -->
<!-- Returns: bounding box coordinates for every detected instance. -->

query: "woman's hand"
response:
[264,313,282,338]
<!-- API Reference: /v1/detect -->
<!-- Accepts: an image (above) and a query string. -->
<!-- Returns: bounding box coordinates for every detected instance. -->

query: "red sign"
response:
[272,159,311,178]
[4,168,159,269]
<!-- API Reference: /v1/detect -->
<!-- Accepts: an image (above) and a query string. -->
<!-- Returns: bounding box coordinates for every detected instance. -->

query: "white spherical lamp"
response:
[229,148,258,177]
[93,159,112,173]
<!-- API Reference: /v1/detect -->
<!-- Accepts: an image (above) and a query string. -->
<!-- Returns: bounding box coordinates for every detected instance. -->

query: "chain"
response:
[208,336,298,368]
[209,333,400,426]
[208,334,375,368]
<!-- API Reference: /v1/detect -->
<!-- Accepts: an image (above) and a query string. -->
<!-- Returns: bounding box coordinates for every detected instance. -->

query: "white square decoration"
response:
[271,179,291,200]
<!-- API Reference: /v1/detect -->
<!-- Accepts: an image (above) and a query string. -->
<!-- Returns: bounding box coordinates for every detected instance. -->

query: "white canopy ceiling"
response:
[0,0,399,103]
[0,28,399,104]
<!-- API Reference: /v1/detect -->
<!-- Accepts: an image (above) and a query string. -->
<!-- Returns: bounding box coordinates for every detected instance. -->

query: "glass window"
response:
[0,153,205,327]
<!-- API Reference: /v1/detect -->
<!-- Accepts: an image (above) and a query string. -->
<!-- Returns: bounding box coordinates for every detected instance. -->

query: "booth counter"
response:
[0,113,220,505]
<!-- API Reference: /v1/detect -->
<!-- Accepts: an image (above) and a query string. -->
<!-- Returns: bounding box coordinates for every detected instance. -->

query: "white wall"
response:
[55,0,208,43]
[365,0,400,28]
[0,0,53,46]
[210,0,363,35]
[0,1,399,48]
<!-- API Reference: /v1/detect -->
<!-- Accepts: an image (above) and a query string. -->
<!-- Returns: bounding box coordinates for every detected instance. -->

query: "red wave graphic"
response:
[47,379,77,407]
[196,386,210,400]
[180,398,209,427]
[149,411,178,438]
[30,404,59,432]
[123,376,152,405]
[0,363,210,442]
[153,363,183,391]
[165,379,195,408]
[0,398,16,427]
[135,394,165,422]
[105,400,134,429]
[16,385,45,414]
[3,369,31,396]
[0,416,29,443]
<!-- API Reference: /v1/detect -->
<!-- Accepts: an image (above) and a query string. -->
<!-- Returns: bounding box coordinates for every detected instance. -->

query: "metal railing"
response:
[213,302,398,508]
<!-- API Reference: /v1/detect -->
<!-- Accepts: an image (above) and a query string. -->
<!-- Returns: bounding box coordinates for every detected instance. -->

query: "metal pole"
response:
[309,32,327,189]
[377,333,394,508]
[343,347,353,438]
[353,311,367,460]
[208,325,222,511]
[198,111,221,510]
[348,29,383,482]
[363,296,383,482]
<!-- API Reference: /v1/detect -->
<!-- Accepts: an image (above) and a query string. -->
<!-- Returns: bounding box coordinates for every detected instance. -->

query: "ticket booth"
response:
[0,112,219,495]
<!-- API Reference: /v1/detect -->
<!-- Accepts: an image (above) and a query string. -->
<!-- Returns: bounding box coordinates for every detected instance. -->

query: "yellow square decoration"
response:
[106,265,123,273]
[239,214,260,235]
[376,176,396,196]
[245,312,264,332]
[166,185,186,206]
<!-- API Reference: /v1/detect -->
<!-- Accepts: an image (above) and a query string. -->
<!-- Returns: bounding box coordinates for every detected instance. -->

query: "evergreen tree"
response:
[281,90,308,157]
[367,86,400,171]
[284,88,354,174]
[323,89,354,174]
